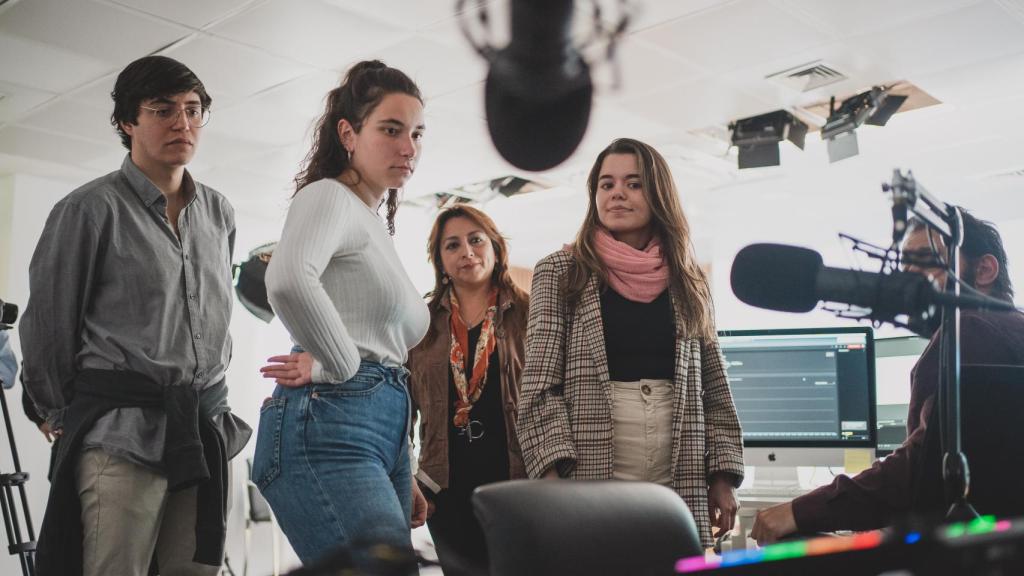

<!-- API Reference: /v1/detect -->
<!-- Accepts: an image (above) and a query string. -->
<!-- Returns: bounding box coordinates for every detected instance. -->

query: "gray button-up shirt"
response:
[20,155,241,469]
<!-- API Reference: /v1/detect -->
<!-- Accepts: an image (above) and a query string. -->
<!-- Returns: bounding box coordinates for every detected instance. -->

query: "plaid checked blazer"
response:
[516,249,745,547]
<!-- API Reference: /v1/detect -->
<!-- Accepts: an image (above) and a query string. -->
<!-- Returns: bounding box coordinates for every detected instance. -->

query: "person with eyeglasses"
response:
[21,55,251,576]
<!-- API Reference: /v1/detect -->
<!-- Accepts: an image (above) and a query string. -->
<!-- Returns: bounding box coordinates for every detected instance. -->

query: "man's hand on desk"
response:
[750,501,797,545]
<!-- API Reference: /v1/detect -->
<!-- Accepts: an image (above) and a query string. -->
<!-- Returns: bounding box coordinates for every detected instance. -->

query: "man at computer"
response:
[751,209,1024,544]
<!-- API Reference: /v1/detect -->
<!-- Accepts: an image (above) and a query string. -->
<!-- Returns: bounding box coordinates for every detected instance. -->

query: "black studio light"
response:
[821,86,907,163]
[729,110,808,169]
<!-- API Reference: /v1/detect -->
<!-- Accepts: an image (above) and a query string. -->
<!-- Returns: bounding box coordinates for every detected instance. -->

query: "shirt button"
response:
[189,293,196,300]
[194,333,202,340]
[196,371,204,380]
[641,384,652,396]
[184,253,190,260]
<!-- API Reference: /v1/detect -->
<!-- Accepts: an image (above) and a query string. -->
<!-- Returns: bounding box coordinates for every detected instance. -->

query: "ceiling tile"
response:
[20,99,120,144]
[323,0,467,32]
[207,0,411,70]
[0,81,56,124]
[201,94,316,147]
[592,37,706,101]
[772,0,984,38]
[372,35,488,99]
[0,125,121,167]
[0,0,190,64]
[0,33,114,93]
[845,1,1024,78]
[106,0,261,30]
[163,34,314,99]
[620,76,774,133]
[638,0,834,74]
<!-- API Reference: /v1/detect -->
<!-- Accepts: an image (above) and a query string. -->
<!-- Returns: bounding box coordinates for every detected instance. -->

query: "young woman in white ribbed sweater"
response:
[251,60,431,568]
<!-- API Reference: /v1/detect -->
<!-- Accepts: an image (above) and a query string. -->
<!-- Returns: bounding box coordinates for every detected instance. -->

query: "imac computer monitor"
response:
[718,327,876,470]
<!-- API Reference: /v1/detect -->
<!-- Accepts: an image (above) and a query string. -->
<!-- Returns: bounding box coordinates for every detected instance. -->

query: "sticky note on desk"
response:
[844,449,873,474]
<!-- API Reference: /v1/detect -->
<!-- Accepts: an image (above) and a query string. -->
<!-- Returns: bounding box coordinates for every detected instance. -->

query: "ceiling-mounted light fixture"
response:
[821,86,907,163]
[728,110,808,169]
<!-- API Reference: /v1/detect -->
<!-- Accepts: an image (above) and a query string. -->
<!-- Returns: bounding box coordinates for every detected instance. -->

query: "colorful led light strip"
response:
[675,531,884,573]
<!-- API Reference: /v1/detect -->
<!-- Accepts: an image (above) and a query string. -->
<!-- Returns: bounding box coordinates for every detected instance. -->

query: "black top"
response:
[600,287,676,382]
[448,322,510,493]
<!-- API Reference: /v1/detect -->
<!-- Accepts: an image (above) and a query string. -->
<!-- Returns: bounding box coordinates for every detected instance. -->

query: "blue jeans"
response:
[251,360,414,566]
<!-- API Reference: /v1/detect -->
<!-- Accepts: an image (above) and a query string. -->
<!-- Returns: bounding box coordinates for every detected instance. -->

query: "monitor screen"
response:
[719,327,876,450]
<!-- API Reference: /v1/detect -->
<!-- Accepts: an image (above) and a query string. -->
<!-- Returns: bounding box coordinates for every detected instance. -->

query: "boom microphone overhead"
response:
[484,0,592,171]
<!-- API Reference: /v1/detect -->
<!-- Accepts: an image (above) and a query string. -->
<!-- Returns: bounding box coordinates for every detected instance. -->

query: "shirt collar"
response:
[120,154,198,208]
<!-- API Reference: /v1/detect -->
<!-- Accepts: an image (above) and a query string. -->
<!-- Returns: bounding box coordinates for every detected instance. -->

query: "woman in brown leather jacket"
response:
[407,204,529,575]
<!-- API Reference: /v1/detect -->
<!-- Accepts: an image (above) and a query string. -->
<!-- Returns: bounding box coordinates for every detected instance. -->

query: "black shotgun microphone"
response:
[730,244,1015,319]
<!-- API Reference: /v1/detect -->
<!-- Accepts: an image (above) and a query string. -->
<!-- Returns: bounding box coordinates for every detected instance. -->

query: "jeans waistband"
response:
[353,359,409,383]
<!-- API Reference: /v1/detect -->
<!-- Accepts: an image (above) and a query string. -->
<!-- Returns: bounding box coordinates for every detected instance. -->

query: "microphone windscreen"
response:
[484,57,592,172]
[730,243,823,313]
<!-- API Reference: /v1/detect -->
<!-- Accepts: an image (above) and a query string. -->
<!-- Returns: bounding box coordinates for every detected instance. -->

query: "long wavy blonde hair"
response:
[565,138,716,340]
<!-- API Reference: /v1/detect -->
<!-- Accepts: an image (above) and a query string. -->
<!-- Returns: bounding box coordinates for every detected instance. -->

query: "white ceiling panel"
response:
[0,81,55,124]
[163,34,314,99]
[621,75,774,133]
[638,0,834,75]
[626,0,740,33]
[0,0,191,64]
[773,0,984,38]
[323,0,467,32]
[426,81,486,122]
[592,38,706,101]
[19,99,120,144]
[202,95,316,147]
[372,35,488,99]
[0,125,121,167]
[914,52,1024,108]
[244,71,341,124]
[0,33,114,93]
[846,1,1024,79]
[208,0,411,71]
[230,144,309,180]
[105,0,262,30]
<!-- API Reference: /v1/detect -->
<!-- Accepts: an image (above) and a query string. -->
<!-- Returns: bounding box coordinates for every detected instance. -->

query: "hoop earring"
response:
[442,273,450,285]
[346,148,352,163]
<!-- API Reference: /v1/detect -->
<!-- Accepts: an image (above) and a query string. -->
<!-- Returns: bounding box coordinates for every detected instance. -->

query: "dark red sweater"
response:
[791,309,1024,532]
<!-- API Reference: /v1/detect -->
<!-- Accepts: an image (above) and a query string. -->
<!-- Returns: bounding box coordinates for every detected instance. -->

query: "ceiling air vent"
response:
[767,60,847,93]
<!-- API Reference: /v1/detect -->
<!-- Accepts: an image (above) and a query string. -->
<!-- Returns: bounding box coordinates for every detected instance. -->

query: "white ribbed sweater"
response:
[265,178,429,383]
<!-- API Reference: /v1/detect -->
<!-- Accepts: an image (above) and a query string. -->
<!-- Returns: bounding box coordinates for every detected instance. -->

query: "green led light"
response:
[763,541,807,561]
[946,523,966,538]
[967,516,997,535]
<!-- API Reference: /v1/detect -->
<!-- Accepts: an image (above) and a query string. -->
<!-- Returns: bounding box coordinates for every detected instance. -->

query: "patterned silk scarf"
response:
[449,288,499,429]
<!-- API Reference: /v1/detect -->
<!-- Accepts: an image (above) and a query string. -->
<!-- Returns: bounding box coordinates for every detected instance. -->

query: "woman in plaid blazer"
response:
[517,138,745,548]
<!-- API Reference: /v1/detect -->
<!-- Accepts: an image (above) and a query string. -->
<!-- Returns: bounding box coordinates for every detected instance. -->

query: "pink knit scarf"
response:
[593,227,669,303]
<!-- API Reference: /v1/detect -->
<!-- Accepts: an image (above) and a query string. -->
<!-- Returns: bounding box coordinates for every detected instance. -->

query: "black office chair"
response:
[472,480,703,576]
[912,364,1024,522]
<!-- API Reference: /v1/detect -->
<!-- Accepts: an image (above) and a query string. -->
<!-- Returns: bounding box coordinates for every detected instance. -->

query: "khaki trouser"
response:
[75,448,222,576]
[610,378,675,485]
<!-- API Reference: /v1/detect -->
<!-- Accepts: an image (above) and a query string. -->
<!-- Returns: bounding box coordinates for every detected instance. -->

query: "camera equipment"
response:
[0,300,36,575]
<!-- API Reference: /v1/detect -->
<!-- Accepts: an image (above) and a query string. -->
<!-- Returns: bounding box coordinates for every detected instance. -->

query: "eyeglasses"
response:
[139,105,211,128]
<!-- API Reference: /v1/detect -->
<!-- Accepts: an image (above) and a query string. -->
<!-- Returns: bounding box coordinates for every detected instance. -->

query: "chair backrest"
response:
[246,458,273,523]
[912,364,1024,521]
[472,480,702,576]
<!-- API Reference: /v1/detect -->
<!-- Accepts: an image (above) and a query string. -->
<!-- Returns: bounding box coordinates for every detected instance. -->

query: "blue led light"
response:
[904,532,921,545]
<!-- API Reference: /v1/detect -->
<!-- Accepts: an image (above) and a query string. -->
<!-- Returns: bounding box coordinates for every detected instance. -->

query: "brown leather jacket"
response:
[408,286,528,494]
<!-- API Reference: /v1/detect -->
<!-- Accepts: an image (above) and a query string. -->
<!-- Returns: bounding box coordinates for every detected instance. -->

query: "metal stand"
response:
[0,376,37,575]
[885,170,978,521]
